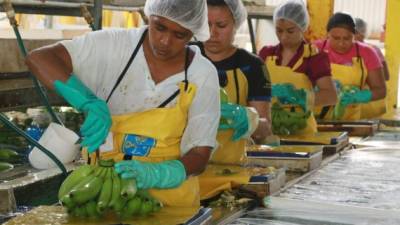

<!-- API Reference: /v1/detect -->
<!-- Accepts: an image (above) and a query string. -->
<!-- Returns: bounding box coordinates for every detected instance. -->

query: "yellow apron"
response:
[210,68,249,165]
[199,165,252,200]
[86,82,200,207]
[315,58,367,121]
[200,66,251,200]
[266,44,318,135]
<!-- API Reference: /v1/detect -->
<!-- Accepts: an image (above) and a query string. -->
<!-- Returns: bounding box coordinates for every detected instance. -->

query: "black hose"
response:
[2,0,64,126]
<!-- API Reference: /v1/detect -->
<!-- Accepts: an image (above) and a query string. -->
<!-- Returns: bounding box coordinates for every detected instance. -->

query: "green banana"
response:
[96,175,113,213]
[0,162,13,172]
[139,199,153,216]
[93,166,105,177]
[73,205,88,218]
[120,178,137,200]
[120,196,142,218]
[104,167,113,179]
[85,201,99,218]
[127,196,142,215]
[60,194,75,210]
[0,149,21,163]
[136,189,163,213]
[58,164,95,199]
[69,175,103,205]
[113,197,127,213]
[99,167,109,178]
[108,172,121,209]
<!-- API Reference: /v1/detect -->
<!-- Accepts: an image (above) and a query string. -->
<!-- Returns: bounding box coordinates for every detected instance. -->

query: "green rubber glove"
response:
[340,89,372,105]
[272,84,308,112]
[219,103,249,141]
[54,75,112,153]
[272,84,293,98]
[114,160,186,189]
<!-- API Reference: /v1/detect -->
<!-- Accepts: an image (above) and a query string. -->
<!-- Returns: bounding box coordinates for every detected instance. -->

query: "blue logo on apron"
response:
[122,134,156,157]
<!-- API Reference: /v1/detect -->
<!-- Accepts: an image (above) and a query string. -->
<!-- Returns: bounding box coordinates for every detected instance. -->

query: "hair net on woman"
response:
[354,18,367,35]
[273,0,309,32]
[144,0,210,41]
[224,0,248,29]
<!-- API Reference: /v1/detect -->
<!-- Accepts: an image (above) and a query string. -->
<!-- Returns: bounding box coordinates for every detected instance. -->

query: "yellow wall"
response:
[102,10,142,28]
[385,0,400,110]
[305,0,334,42]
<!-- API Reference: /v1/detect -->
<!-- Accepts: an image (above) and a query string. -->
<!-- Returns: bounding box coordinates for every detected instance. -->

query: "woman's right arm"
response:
[366,67,386,100]
[25,43,72,89]
[314,76,337,106]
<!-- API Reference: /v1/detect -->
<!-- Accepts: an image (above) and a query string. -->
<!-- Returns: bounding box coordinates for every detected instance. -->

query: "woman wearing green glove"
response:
[313,12,386,120]
[26,0,220,207]
[194,0,272,165]
[192,0,272,201]
[259,0,337,134]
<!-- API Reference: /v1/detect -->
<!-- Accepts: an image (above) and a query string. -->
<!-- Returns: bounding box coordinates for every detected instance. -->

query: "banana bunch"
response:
[58,159,162,219]
[271,103,311,135]
[332,85,359,120]
[0,148,23,172]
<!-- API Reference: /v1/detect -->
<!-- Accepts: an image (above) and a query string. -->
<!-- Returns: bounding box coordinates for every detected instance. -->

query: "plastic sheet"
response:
[279,148,400,210]
[355,132,400,147]
[227,198,400,224]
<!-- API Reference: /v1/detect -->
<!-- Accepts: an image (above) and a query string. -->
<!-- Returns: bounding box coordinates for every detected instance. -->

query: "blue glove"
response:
[340,89,372,105]
[272,84,307,111]
[272,84,293,98]
[219,103,249,141]
[114,160,186,189]
[54,75,112,153]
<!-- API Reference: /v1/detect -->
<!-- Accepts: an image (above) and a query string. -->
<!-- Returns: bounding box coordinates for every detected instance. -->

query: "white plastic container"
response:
[29,122,80,169]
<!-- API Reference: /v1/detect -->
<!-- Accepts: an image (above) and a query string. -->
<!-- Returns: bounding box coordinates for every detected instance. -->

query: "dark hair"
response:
[207,0,228,6]
[327,12,356,33]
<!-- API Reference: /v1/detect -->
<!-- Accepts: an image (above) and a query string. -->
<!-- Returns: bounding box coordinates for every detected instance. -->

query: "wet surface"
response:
[279,148,400,210]
[227,147,400,225]
[228,206,400,225]
[0,206,32,224]
[356,131,400,147]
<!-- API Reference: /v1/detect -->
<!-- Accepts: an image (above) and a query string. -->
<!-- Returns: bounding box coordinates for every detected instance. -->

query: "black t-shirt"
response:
[194,42,271,102]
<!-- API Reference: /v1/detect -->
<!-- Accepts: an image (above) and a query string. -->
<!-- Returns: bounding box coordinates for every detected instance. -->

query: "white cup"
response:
[29,122,80,169]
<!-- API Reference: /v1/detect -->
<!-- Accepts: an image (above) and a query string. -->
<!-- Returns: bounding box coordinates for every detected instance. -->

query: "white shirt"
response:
[61,26,220,155]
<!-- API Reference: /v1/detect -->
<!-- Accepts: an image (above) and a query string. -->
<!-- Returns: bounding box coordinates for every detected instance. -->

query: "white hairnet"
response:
[273,0,309,32]
[144,0,210,41]
[224,0,248,29]
[355,18,367,34]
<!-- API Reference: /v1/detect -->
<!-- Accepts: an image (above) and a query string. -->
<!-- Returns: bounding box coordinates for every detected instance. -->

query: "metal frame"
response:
[0,0,146,111]
[245,5,274,53]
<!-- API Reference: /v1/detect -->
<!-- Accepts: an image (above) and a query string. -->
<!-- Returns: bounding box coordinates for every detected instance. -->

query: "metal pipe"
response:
[247,17,257,54]
[0,0,144,12]
[0,113,67,176]
[2,0,64,126]
[0,0,89,8]
[92,0,102,30]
